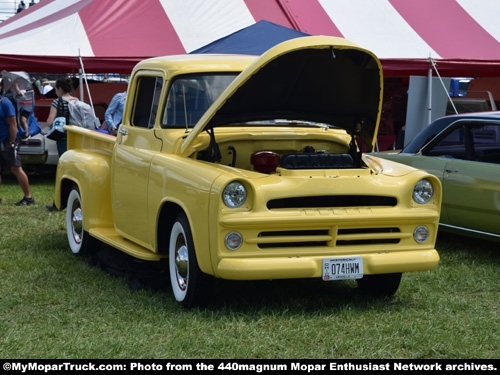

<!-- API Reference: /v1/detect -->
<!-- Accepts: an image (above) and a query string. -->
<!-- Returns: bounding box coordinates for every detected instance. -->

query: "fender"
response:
[56,148,114,229]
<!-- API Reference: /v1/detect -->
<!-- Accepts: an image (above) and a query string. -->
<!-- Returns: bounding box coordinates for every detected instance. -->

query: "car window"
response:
[472,124,500,164]
[132,75,163,128]
[426,126,467,159]
[401,117,452,153]
[162,74,238,128]
[425,122,500,163]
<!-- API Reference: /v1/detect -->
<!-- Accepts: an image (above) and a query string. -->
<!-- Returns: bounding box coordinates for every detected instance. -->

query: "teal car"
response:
[373,112,500,243]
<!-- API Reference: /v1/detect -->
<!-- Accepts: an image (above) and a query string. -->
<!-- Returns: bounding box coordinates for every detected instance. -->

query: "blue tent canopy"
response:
[190,20,310,55]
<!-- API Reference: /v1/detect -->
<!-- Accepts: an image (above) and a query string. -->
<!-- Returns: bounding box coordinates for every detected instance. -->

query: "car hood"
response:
[181,35,383,155]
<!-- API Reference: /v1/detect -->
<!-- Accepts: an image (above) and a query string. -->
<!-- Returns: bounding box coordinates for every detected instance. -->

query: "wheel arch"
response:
[58,177,77,211]
[157,202,214,276]
[157,201,182,257]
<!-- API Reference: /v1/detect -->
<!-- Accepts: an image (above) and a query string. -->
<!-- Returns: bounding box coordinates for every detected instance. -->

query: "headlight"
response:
[222,182,247,208]
[413,179,434,204]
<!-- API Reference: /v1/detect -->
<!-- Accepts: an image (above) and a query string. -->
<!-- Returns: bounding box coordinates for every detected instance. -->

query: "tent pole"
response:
[427,59,432,125]
[79,69,83,100]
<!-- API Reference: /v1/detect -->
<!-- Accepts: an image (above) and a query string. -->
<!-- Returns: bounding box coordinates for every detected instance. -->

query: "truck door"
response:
[441,123,500,235]
[111,74,164,250]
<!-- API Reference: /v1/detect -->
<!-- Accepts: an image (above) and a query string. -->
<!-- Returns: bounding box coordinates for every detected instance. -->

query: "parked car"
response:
[372,111,500,242]
[19,128,59,166]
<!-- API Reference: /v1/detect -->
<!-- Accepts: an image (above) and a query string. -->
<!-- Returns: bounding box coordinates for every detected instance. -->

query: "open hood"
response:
[182,36,383,154]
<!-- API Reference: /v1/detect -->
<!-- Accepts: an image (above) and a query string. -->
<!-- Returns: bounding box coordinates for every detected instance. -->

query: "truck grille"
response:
[256,227,401,249]
[267,195,397,209]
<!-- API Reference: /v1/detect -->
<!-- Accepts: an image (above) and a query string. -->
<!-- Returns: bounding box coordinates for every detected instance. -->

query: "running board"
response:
[90,227,164,261]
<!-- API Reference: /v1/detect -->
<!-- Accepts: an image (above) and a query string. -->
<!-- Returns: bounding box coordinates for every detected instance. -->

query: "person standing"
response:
[45,78,78,212]
[103,90,126,135]
[32,76,42,93]
[45,78,76,157]
[17,1,27,13]
[0,91,35,206]
[3,80,33,139]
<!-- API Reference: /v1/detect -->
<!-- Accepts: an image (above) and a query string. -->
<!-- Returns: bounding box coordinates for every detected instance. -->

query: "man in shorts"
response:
[0,93,35,206]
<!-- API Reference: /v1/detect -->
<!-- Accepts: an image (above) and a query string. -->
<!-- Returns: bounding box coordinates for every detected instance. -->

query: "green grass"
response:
[1,166,499,359]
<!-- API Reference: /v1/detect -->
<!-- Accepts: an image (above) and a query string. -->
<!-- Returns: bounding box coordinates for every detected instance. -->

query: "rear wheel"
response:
[169,213,213,308]
[356,273,402,297]
[66,185,97,256]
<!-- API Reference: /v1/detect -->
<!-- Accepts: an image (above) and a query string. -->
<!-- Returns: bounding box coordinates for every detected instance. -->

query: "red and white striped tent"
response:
[1,0,500,77]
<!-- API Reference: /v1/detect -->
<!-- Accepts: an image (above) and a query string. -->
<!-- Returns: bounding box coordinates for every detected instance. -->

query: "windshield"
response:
[162,74,238,128]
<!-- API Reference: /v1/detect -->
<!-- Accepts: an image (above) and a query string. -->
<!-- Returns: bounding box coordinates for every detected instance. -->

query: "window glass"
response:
[132,76,163,128]
[472,124,500,146]
[427,122,500,162]
[162,74,238,128]
[472,124,500,164]
[427,126,466,159]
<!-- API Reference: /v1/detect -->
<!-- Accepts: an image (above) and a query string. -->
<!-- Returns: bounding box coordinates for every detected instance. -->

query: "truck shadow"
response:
[88,244,402,311]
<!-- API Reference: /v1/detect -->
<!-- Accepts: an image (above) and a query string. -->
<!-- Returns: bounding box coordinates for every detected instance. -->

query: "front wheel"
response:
[356,273,402,297]
[169,213,213,308]
[66,185,96,256]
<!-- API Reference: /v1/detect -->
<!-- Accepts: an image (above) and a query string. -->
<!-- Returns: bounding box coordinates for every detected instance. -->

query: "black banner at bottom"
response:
[2,359,497,373]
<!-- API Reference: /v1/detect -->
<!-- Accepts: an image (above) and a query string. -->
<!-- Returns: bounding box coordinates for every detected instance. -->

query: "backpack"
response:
[68,99,100,130]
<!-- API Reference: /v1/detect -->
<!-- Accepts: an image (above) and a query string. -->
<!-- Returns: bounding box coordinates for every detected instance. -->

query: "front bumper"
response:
[216,249,440,280]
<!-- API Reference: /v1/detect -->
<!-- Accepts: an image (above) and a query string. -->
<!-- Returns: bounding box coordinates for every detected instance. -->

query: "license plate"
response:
[322,257,363,280]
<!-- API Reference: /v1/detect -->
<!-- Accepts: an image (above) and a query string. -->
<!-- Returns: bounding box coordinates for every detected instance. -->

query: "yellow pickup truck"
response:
[53,36,441,308]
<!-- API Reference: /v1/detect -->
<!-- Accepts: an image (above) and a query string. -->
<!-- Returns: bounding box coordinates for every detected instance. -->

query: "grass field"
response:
[1,166,499,359]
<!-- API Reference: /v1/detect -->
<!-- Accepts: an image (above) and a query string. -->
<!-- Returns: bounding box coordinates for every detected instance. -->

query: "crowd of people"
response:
[0,71,127,209]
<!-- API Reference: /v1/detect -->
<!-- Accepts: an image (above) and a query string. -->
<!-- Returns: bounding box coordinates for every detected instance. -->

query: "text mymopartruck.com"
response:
[2,361,497,373]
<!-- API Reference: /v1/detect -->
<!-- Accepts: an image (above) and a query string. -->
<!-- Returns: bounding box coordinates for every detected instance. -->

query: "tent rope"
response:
[429,57,458,115]
[78,49,97,116]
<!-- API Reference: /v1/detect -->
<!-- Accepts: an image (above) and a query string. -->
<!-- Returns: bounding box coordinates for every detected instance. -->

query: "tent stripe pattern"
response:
[1,0,500,76]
